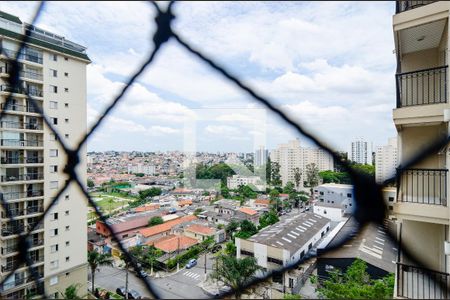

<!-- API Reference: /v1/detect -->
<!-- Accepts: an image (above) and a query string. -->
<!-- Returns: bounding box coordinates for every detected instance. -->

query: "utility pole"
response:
[176,236,180,272]
[125,263,129,300]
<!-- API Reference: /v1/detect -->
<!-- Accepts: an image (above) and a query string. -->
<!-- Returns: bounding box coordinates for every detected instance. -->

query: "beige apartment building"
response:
[393,1,450,298]
[0,11,89,299]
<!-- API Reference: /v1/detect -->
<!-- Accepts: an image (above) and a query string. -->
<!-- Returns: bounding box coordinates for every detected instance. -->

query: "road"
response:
[90,253,216,299]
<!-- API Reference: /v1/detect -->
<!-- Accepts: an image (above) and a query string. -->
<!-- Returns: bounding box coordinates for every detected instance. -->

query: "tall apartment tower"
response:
[350,137,371,165]
[375,137,398,183]
[393,1,450,298]
[254,145,268,167]
[270,139,333,187]
[0,12,89,299]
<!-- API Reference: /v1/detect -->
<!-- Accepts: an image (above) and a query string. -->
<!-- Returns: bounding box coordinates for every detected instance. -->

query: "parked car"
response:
[128,289,142,299]
[211,244,222,253]
[138,270,148,278]
[186,258,197,269]
[116,287,126,297]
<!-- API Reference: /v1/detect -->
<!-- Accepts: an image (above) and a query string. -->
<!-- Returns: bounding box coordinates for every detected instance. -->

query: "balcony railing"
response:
[397,263,450,299]
[1,225,24,237]
[1,48,43,64]
[0,103,40,114]
[396,66,448,108]
[1,157,44,164]
[0,85,25,95]
[26,88,43,98]
[1,208,24,218]
[0,121,42,130]
[1,245,17,255]
[0,140,43,147]
[29,239,44,247]
[1,190,44,201]
[25,206,44,214]
[397,168,448,205]
[0,65,43,81]
[0,173,44,182]
[30,255,44,264]
[396,1,437,13]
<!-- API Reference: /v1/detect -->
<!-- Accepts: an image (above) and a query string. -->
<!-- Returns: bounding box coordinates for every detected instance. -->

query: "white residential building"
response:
[375,137,398,183]
[127,163,155,176]
[0,11,89,299]
[227,175,263,190]
[254,145,268,167]
[351,137,371,165]
[270,139,333,187]
[313,183,354,214]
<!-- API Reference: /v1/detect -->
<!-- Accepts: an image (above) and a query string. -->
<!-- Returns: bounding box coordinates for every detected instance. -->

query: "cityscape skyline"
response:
[1,2,397,154]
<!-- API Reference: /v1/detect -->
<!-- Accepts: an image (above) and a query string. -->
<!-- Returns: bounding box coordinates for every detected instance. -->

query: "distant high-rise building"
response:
[0,11,89,299]
[375,137,398,183]
[254,145,268,167]
[351,137,371,165]
[270,139,333,187]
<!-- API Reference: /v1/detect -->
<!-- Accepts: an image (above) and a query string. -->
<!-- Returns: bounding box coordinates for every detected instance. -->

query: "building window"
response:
[65,272,70,276]
[49,275,58,285]
[308,243,312,250]
[65,210,69,216]
[64,72,69,77]
[50,69,57,77]
[50,260,59,270]
[65,118,69,123]
[240,250,254,257]
[65,225,70,231]
[49,101,58,109]
[65,103,69,108]
[50,181,58,189]
[64,57,68,61]
[347,193,352,198]
[50,53,57,61]
[51,212,58,221]
[50,165,58,173]
[289,278,294,288]
[51,117,58,125]
[50,85,57,93]
[50,228,58,237]
[66,241,70,246]
[50,244,59,253]
[319,192,324,195]
[49,133,57,141]
[65,194,69,201]
[267,257,283,265]
[50,149,58,157]
[300,250,305,259]
[64,88,69,92]
[388,197,394,202]
[65,134,69,139]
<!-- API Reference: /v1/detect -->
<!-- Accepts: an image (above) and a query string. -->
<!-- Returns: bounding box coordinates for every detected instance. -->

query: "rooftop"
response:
[317,217,397,273]
[247,212,330,253]
[318,183,354,189]
[185,224,215,235]
[153,235,198,253]
[239,207,258,216]
[139,215,197,238]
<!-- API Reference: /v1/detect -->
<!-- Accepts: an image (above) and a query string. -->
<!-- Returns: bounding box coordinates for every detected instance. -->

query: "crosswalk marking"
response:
[183,271,201,280]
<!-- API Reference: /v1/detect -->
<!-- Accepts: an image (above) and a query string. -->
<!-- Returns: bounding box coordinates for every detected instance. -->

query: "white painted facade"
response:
[375,137,398,183]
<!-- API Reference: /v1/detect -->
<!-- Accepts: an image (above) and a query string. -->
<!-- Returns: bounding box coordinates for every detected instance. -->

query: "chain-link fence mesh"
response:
[0,1,448,299]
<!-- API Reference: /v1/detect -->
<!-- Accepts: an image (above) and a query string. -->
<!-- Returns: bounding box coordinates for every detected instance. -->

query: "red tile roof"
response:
[239,207,258,216]
[135,203,160,213]
[153,235,198,253]
[185,224,215,236]
[254,199,270,205]
[138,215,197,238]
[177,199,193,206]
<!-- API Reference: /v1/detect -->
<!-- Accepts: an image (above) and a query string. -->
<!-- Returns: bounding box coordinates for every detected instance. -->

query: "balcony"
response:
[0,157,44,164]
[1,190,44,201]
[396,66,447,108]
[0,85,25,96]
[397,262,449,299]
[0,140,43,147]
[1,245,17,255]
[396,1,437,14]
[1,225,24,237]
[1,208,24,218]
[1,48,43,65]
[25,206,43,215]
[0,173,44,183]
[0,121,42,131]
[29,239,43,248]
[0,65,43,82]
[0,103,40,114]
[394,168,449,223]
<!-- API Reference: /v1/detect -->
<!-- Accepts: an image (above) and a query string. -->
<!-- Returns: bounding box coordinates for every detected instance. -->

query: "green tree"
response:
[148,216,164,227]
[87,179,95,188]
[270,162,282,186]
[59,283,83,299]
[283,182,295,195]
[226,220,240,238]
[269,189,281,212]
[293,167,302,190]
[138,187,162,200]
[305,163,320,190]
[224,241,237,256]
[134,173,145,177]
[221,183,231,198]
[284,294,302,299]
[319,170,341,183]
[266,157,272,185]
[88,250,113,294]
[196,163,236,185]
[258,210,279,230]
[238,184,257,199]
[235,220,258,239]
[318,259,394,299]
[210,254,261,299]
[193,208,204,216]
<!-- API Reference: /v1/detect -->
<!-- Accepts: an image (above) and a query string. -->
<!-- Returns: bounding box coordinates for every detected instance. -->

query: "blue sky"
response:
[2,1,397,154]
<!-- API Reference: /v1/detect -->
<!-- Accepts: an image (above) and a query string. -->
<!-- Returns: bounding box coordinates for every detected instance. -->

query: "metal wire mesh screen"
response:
[0,1,448,299]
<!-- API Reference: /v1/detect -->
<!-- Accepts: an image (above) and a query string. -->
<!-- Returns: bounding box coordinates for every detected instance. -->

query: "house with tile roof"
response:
[139,215,197,244]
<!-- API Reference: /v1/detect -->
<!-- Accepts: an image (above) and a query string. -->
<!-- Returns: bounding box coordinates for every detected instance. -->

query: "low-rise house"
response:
[177,199,193,207]
[153,235,198,253]
[184,224,226,243]
[313,183,354,214]
[139,215,197,244]
[313,202,345,222]
[135,203,160,213]
[237,207,260,225]
[254,199,270,209]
